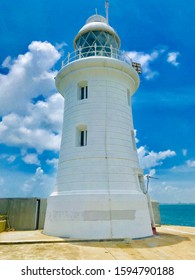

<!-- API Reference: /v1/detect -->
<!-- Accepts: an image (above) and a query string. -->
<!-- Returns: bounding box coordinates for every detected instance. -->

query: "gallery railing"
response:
[61,44,142,74]
[61,44,133,66]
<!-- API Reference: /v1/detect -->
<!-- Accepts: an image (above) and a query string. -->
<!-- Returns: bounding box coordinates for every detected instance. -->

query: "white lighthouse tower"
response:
[44,3,153,239]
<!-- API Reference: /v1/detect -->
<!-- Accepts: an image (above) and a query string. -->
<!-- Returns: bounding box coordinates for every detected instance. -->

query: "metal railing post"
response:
[67,52,70,64]
[94,43,97,56]
[122,51,125,62]
[79,46,82,59]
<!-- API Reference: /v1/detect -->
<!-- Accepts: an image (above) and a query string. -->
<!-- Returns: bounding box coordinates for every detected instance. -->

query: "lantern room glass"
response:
[74,30,119,58]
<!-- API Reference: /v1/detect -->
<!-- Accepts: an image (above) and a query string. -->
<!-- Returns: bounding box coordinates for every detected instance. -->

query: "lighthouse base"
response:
[44,191,153,239]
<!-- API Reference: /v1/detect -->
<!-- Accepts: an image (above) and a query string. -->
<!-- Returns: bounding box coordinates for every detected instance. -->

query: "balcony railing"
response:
[61,44,133,67]
[61,44,142,74]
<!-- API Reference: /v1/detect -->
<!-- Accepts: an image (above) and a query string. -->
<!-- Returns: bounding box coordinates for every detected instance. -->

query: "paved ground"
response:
[0,225,194,260]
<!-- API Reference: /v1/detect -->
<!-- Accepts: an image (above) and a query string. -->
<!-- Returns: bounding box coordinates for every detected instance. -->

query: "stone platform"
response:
[0,225,194,260]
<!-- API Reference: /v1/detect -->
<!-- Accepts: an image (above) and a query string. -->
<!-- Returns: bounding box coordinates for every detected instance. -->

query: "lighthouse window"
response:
[76,125,88,147]
[81,86,88,99]
[78,81,88,100]
[80,130,87,146]
[75,31,119,58]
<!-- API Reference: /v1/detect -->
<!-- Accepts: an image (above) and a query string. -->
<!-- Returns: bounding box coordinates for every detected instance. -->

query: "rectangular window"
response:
[78,81,88,100]
[80,130,87,146]
[81,86,88,99]
[85,86,88,99]
[81,87,85,99]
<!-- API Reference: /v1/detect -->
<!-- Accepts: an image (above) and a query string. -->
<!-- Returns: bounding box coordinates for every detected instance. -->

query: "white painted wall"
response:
[44,57,153,239]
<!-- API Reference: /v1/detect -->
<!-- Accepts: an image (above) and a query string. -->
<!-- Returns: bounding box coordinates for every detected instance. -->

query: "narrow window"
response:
[81,87,85,99]
[78,81,88,100]
[85,85,88,99]
[80,130,87,146]
[76,125,87,147]
[127,89,131,106]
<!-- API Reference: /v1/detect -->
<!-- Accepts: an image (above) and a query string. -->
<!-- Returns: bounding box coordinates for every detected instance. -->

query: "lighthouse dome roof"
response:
[73,14,120,49]
[86,14,107,24]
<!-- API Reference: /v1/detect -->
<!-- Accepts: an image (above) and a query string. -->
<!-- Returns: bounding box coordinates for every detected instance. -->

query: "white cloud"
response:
[55,42,67,50]
[0,154,16,163]
[0,93,63,153]
[22,153,40,165]
[171,161,195,173]
[148,169,156,177]
[125,48,165,80]
[2,56,12,68]
[186,160,195,168]
[149,179,195,204]
[0,42,64,154]
[182,149,187,156]
[7,155,16,163]
[21,167,55,196]
[46,158,59,168]
[138,146,176,169]
[147,158,195,203]
[55,42,68,58]
[28,93,64,133]
[134,129,139,143]
[125,47,180,79]
[0,41,60,115]
[22,167,44,194]
[167,52,180,66]
[35,166,44,176]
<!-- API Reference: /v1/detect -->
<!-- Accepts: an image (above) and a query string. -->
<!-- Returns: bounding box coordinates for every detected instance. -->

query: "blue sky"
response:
[0,0,195,203]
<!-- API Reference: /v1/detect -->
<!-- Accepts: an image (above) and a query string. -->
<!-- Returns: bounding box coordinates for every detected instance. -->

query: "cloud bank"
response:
[0,41,60,115]
[138,146,176,170]
[0,41,63,153]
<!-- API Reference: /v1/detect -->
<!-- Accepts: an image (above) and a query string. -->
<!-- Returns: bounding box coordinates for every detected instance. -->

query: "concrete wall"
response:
[0,198,47,230]
[0,199,9,214]
[151,200,161,226]
[38,199,47,229]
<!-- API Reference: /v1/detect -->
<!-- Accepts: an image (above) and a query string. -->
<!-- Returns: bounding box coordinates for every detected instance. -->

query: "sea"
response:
[159,204,195,227]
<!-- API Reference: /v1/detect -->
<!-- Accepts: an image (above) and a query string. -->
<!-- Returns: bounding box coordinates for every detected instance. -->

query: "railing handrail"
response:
[61,44,133,68]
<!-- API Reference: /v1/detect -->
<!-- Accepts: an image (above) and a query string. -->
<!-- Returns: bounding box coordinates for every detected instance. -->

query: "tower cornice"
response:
[55,56,140,95]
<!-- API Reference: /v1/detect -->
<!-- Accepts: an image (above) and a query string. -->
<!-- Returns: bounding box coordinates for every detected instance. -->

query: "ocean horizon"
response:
[159,203,195,227]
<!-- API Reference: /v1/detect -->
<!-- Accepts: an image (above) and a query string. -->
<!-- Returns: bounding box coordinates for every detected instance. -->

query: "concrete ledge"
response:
[0,229,150,244]
[0,230,68,244]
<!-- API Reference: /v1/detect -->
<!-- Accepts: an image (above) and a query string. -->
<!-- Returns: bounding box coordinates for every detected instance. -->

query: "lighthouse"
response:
[44,3,153,239]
